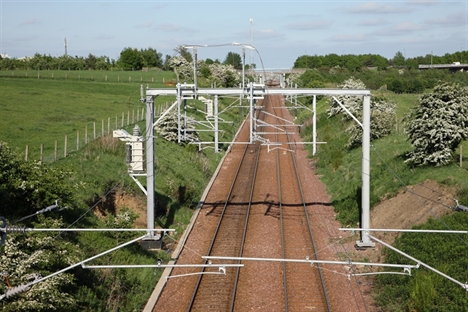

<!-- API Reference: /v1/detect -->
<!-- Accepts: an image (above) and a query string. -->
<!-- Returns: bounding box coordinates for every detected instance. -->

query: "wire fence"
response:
[22,102,173,163]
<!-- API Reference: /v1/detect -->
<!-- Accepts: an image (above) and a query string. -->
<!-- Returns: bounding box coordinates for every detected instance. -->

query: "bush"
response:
[405,82,468,166]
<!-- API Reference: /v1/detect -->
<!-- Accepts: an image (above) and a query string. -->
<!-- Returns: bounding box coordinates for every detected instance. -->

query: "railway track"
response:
[187,107,265,311]
[185,95,331,311]
[153,93,374,311]
[271,95,331,311]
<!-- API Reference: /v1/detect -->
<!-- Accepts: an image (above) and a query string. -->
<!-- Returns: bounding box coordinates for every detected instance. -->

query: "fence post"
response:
[121,112,124,127]
[132,110,135,124]
[77,130,80,151]
[54,140,58,161]
[64,135,67,158]
[107,117,110,134]
[40,144,43,164]
[85,125,88,144]
[25,145,29,161]
[93,122,96,139]
[115,115,118,129]
[101,119,104,137]
[127,111,130,126]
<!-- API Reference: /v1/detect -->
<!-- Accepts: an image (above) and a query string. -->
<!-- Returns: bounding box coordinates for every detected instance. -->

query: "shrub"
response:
[405,81,468,166]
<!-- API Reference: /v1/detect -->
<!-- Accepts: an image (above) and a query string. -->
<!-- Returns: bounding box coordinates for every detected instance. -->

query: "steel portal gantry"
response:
[143,83,374,248]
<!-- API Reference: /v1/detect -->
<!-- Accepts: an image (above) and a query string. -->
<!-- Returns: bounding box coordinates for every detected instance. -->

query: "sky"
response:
[1,0,467,69]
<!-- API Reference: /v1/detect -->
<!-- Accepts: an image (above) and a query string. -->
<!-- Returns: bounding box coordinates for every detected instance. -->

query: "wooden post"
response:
[85,126,88,144]
[115,115,118,130]
[77,130,80,151]
[105,75,108,82]
[107,117,110,134]
[129,76,131,82]
[40,144,43,164]
[64,135,67,158]
[127,111,130,126]
[25,145,29,161]
[54,140,58,161]
[93,122,96,139]
[101,119,104,137]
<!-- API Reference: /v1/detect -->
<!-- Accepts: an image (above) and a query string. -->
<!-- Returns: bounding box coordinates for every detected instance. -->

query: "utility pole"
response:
[64,38,68,57]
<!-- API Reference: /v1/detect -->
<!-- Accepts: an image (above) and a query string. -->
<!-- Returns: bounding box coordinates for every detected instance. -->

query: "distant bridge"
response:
[419,63,468,73]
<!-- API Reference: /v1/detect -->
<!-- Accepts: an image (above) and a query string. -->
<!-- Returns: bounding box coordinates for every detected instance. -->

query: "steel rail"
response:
[273,97,290,311]
[187,109,263,311]
[279,96,332,311]
[229,112,263,311]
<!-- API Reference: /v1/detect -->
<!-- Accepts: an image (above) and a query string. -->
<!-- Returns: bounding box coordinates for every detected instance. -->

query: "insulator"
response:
[5,225,26,234]
[5,284,29,298]
[133,125,141,136]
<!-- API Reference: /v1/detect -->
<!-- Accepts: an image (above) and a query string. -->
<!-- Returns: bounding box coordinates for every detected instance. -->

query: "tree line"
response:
[0,46,248,72]
[293,50,468,71]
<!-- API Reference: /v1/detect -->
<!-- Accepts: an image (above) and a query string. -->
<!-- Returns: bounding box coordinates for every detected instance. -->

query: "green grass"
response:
[295,90,468,225]
[0,73,177,161]
[294,89,468,311]
[0,71,243,311]
[0,68,175,84]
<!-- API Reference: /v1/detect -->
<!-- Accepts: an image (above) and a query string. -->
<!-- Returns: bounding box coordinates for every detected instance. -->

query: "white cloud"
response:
[328,33,369,42]
[156,23,196,33]
[405,0,439,6]
[347,1,410,14]
[135,22,154,29]
[287,20,333,30]
[19,18,40,26]
[357,18,388,27]
[426,12,466,27]
[373,21,424,36]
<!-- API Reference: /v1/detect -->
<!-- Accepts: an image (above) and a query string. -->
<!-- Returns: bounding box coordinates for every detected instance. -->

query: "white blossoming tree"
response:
[154,110,199,144]
[405,82,468,166]
[0,218,79,311]
[326,77,396,148]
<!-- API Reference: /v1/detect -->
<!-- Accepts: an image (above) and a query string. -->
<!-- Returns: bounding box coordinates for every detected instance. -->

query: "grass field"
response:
[0,70,177,161]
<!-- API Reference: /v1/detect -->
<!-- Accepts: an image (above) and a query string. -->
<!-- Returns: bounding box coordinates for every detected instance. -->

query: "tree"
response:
[326,77,396,148]
[223,52,242,70]
[405,82,468,166]
[85,53,97,70]
[174,45,193,63]
[0,142,76,219]
[140,47,163,68]
[0,217,79,312]
[118,47,142,70]
[392,51,406,67]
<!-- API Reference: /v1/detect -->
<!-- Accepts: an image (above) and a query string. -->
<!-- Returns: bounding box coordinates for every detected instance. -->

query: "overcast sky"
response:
[1,0,467,68]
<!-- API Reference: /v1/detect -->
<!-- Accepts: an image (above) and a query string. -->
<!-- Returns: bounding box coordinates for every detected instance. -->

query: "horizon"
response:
[1,1,467,68]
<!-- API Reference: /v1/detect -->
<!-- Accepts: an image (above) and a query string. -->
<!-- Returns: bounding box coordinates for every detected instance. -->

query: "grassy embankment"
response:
[294,89,468,311]
[0,70,241,310]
